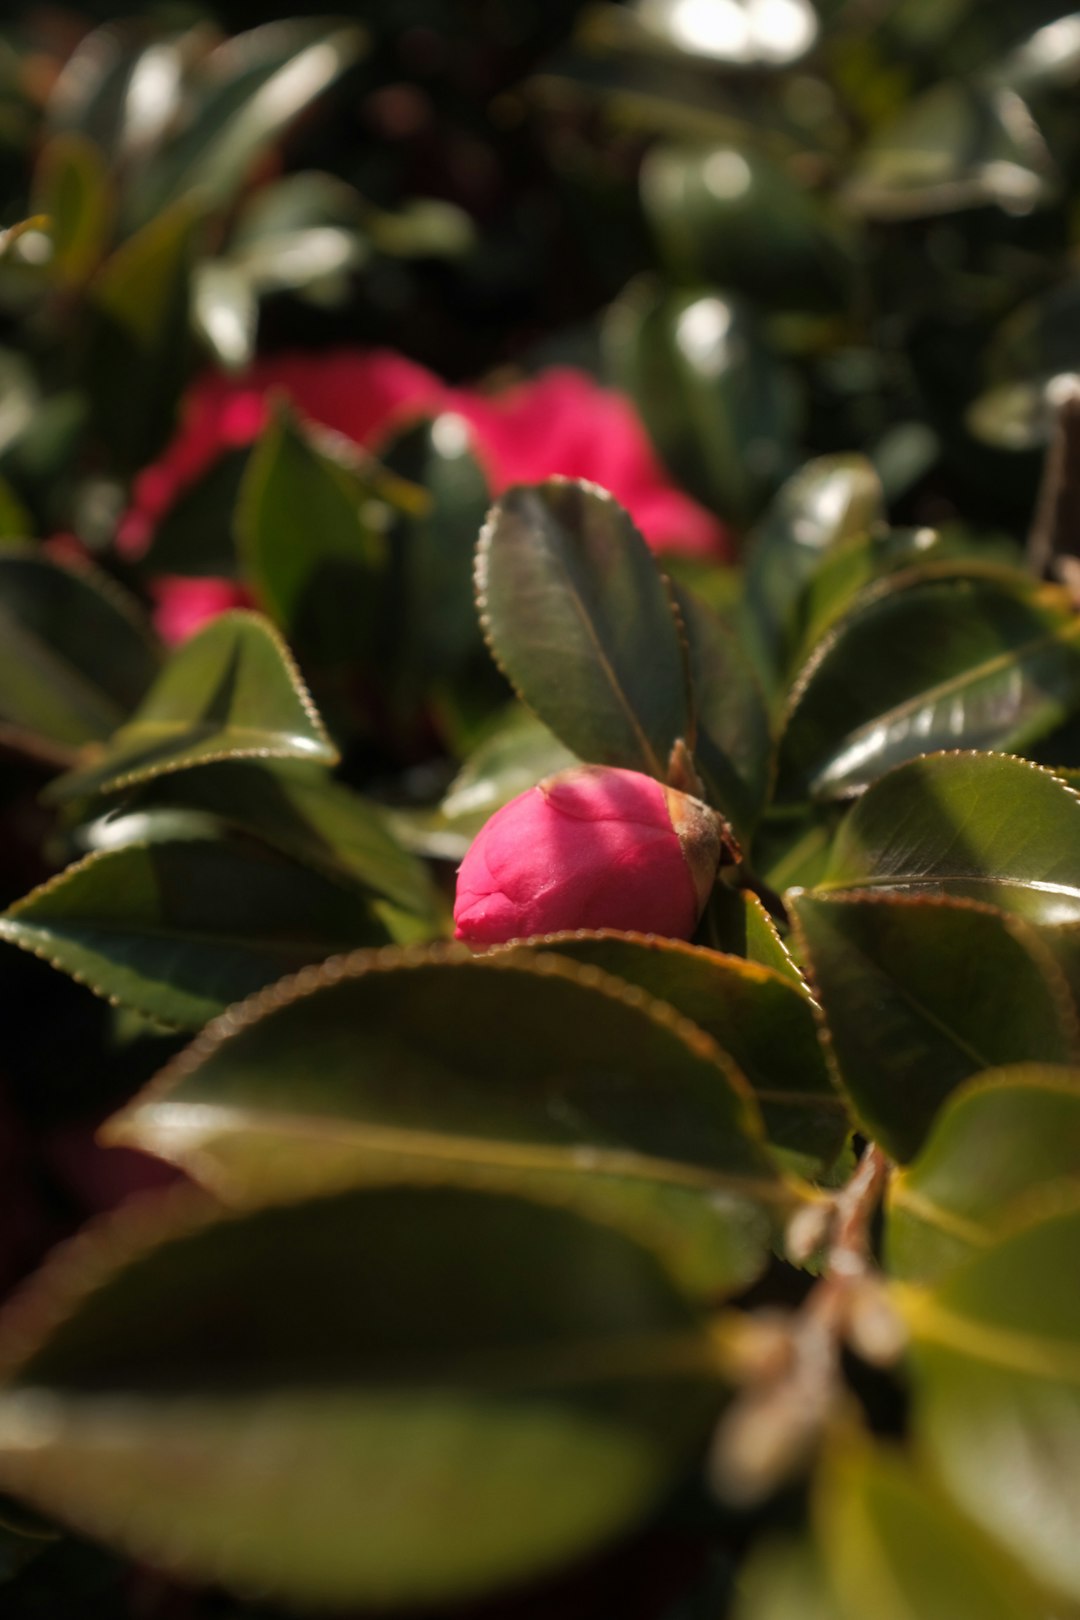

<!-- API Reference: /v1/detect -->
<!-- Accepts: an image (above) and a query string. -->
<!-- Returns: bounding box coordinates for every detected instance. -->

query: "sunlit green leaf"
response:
[45,611,337,803]
[888,1065,1080,1282]
[791,891,1078,1160]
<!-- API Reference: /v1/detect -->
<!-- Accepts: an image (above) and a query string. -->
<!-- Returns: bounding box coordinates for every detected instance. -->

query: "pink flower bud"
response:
[453,764,722,945]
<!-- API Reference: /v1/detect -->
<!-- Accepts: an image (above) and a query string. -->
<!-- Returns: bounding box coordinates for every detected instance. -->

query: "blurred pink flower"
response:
[453,764,722,946]
[120,354,731,622]
[151,576,254,646]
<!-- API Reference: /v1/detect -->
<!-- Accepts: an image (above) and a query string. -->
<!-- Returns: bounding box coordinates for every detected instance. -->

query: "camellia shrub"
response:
[3,1,1080,1616]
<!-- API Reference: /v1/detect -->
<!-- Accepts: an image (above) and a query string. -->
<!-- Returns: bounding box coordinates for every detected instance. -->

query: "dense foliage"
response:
[1,0,1080,1615]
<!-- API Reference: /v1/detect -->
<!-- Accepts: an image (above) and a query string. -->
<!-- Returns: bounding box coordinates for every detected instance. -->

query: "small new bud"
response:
[453,764,722,946]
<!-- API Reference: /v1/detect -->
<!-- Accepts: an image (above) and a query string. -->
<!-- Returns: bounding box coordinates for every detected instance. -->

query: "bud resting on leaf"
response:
[453,764,723,945]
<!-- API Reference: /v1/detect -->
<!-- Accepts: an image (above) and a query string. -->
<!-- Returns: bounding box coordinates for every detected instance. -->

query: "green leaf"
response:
[86,196,200,469]
[382,413,491,681]
[503,931,845,1176]
[906,1198,1080,1608]
[790,892,1078,1161]
[744,455,884,690]
[641,143,854,312]
[626,0,819,67]
[0,1182,721,1608]
[843,81,1054,220]
[0,545,159,761]
[110,946,790,1296]
[605,282,801,525]
[733,1538,842,1620]
[476,480,691,780]
[819,750,1080,925]
[816,1440,1038,1620]
[0,834,392,1029]
[236,407,383,667]
[888,1065,1080,1283]
[111,759,440,924]
[673,583,772,839]
[31,132,112,284]
[704,885,805,987]
[45,611,337,804]
[126,21,367,226]
[968,276,1080,451]
[776,570,1080,802]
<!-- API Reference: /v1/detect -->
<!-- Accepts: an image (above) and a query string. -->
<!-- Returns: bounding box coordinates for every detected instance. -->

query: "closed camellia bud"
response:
[453,764,723,945]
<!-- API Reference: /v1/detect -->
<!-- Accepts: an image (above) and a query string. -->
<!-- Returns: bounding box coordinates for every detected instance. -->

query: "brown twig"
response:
[1027,380,1080,581]
[708,1143,900,1506]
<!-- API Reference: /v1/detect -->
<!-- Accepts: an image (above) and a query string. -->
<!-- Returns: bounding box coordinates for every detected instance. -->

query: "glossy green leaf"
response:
[126,20,367,226]
[110,946,789,1295]
[45,611,337,803]
[816,1441,1038,1620]
[673,583,772,839]
[844,81,1054,220]
[888,1065,1080,1283]
[236,407,382,666]
[190,260,256,371]
[744,455,884,688]
[0,1182,721,1608]
[819,750,1080,925]
[476,480,691,780]
[145,448,250,577]
[31,132,112,284]
[0,546,159,760]
[642,143,854,311]
[606,283,800,526]
[0,835,391,1029]
[790,891,1078,1161]
[704,885,805,987]
[907,1198,1080,1607]
[382,412,491,680]
[777,571,1080,801]
[106,758,441,923]
[502,931,845,1175]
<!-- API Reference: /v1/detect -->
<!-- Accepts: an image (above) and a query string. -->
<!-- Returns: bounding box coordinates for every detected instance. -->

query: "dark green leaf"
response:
[476,480,691,780]
[500,931,846,1175]
[125,21,367,226]
[790,891,1078,1161]
[907,1198,1080,1608]
[642,143,854,312]
[968,277,1080,451]
[844,81,1054,219]
[704,885,805,986]
[0,545,159,760]
[888,1065,1080,1283]
[605,282,801,525]
[111,759,440,924]
[744,455,884,689]
[673,583,772,839]
[819,750,1080,925]
[45,610,337,803]
[381,413,491,681]
[0,835,391,1029]
[110,945,790,1295]
[777,570,1080,802]
[0,1182,721,1607]
[236,407,382,667]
